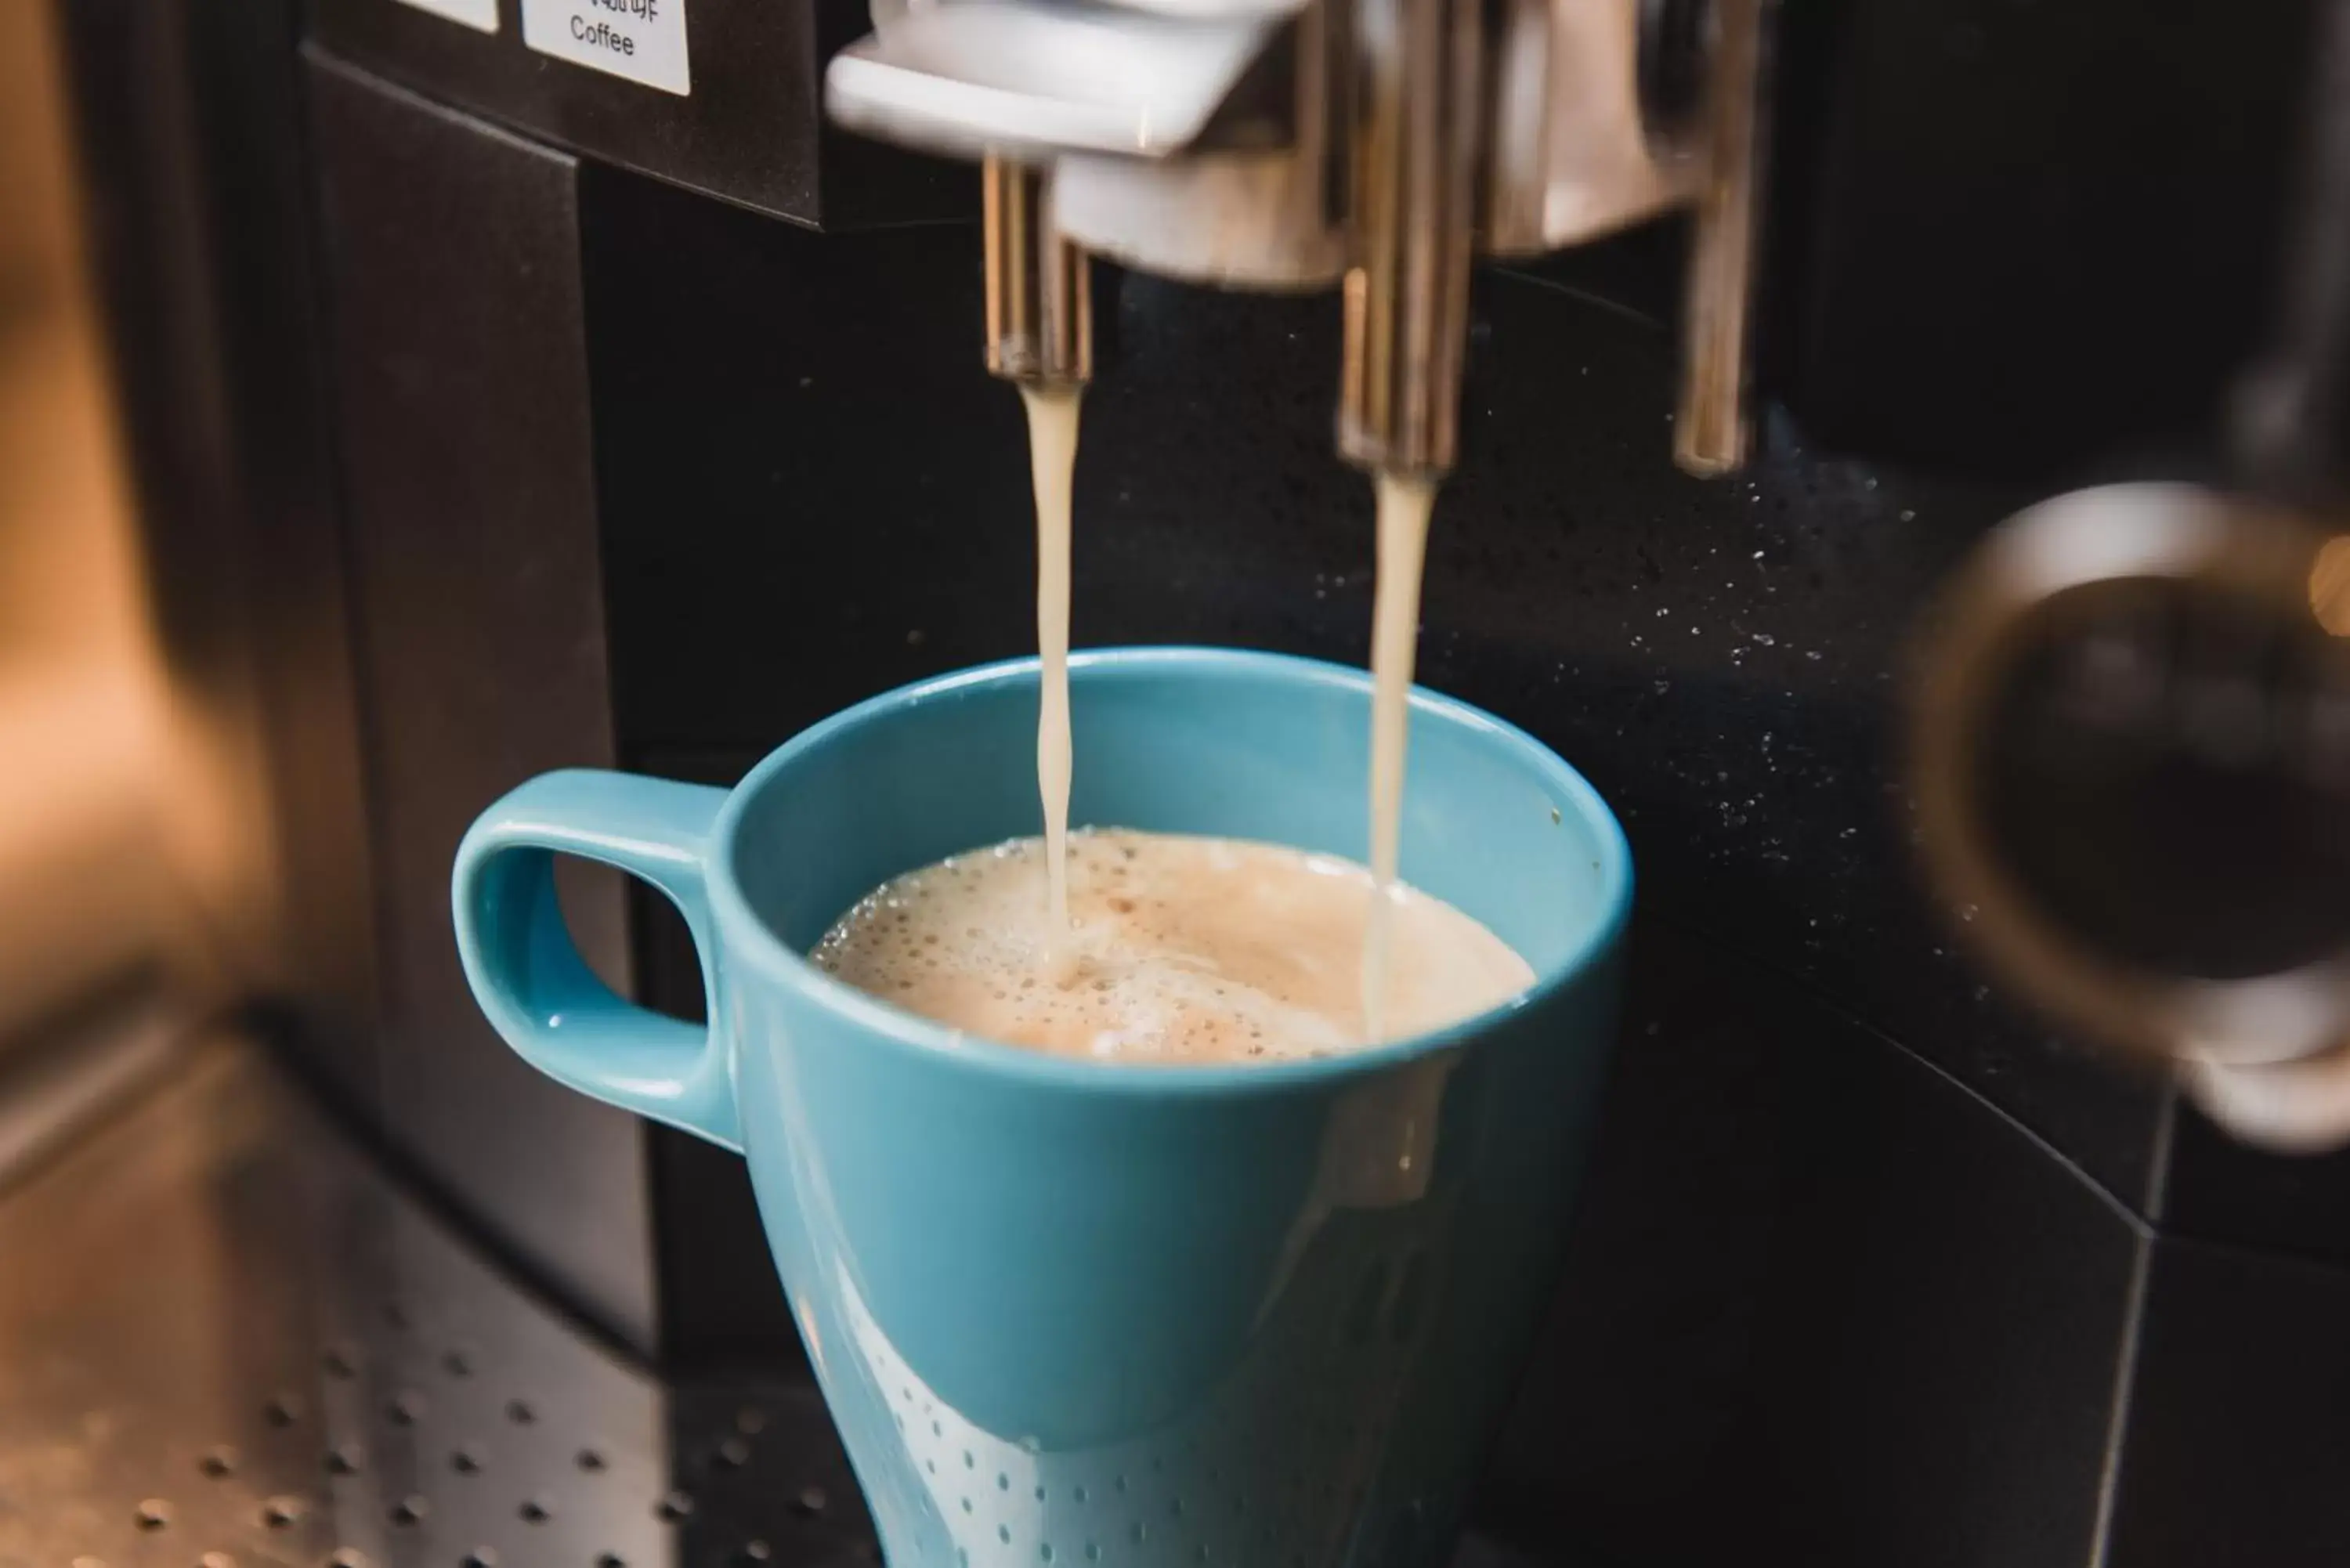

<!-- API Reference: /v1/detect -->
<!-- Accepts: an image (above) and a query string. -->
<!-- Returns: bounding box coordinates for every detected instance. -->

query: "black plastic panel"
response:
[1769,0,2320,476]
[1484,923,2142,1568]
[2161,1101,2350,1266]
[2105,1235,2350,1566]
[306,0,967,229]
[307,52,662,1352]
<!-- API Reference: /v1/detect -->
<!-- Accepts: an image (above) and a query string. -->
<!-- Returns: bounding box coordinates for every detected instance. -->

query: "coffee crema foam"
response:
[811,828,1535,1064]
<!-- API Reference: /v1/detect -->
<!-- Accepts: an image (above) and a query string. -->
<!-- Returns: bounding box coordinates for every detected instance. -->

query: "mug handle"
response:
[451,769,742,1152]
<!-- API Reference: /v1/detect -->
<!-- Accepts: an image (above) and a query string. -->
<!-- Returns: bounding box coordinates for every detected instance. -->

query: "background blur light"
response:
[0,1,251,1066]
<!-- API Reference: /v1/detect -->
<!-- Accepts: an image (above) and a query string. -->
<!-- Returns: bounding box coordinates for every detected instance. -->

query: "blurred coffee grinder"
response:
[1911,5,2350,1151]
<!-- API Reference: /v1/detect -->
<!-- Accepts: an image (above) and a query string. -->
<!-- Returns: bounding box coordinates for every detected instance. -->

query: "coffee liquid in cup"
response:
[812,829,1532,1064]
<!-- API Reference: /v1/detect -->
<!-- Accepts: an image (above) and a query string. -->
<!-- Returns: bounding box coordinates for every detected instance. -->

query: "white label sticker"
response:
[392,0,499,32]
[522,0,690,96]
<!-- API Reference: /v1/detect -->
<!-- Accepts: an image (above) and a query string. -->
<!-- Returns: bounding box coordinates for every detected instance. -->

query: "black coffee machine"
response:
[56,0,2350,1563]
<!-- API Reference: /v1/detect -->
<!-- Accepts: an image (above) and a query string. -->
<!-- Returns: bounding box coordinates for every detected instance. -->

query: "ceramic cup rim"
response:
[702,645,1633,1097]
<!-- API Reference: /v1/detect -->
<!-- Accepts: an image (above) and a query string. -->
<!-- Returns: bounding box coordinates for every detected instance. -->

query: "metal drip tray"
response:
[0,1035,870,1568]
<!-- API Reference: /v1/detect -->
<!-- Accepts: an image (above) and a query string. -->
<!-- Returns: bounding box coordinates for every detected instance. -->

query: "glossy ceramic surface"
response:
[452,647,1631,1568]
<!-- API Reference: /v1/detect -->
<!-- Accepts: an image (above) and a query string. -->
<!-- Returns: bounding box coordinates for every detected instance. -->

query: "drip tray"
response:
[0,1035,1543,1568]
[0,1034,866,1568]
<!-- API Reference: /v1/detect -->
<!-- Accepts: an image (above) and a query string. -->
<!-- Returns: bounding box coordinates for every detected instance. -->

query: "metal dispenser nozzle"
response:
[1672,0,1767,476]
[1335,0,1480,476]
[826,0,1773,479]
[983,159,1093,387]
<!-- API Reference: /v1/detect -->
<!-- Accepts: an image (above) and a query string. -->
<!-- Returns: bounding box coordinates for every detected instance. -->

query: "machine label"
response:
[522,0,690,96]
[392,0,499,32]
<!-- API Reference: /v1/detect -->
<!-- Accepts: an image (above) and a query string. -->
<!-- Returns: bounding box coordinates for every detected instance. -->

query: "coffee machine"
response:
[49,0,2350,1563]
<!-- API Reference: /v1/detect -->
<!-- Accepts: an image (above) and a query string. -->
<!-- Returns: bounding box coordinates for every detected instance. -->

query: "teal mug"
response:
[451,647,1630,1568]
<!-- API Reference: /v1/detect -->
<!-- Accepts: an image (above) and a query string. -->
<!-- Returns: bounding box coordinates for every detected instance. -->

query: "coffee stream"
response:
[1001,386,1482,1051]
[1021,385,1082,955]
[1363,473,1437,1044]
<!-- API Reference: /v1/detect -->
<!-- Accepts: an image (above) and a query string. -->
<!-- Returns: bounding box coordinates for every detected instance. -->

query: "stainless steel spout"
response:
[1672,0,1766,477]
[1336,0,1480,475]
[983,160,1094,385]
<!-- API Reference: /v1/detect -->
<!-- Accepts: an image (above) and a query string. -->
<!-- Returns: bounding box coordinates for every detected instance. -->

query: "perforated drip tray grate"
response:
[0,1035,876,1568]
[0,1036,1540,1568]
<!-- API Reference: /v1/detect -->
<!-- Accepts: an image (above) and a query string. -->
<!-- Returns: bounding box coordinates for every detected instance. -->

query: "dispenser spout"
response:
[1336,0,1481,478]
[1672,0,1768,478]
[984,159,1094,386]
[827,0,1774,474]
